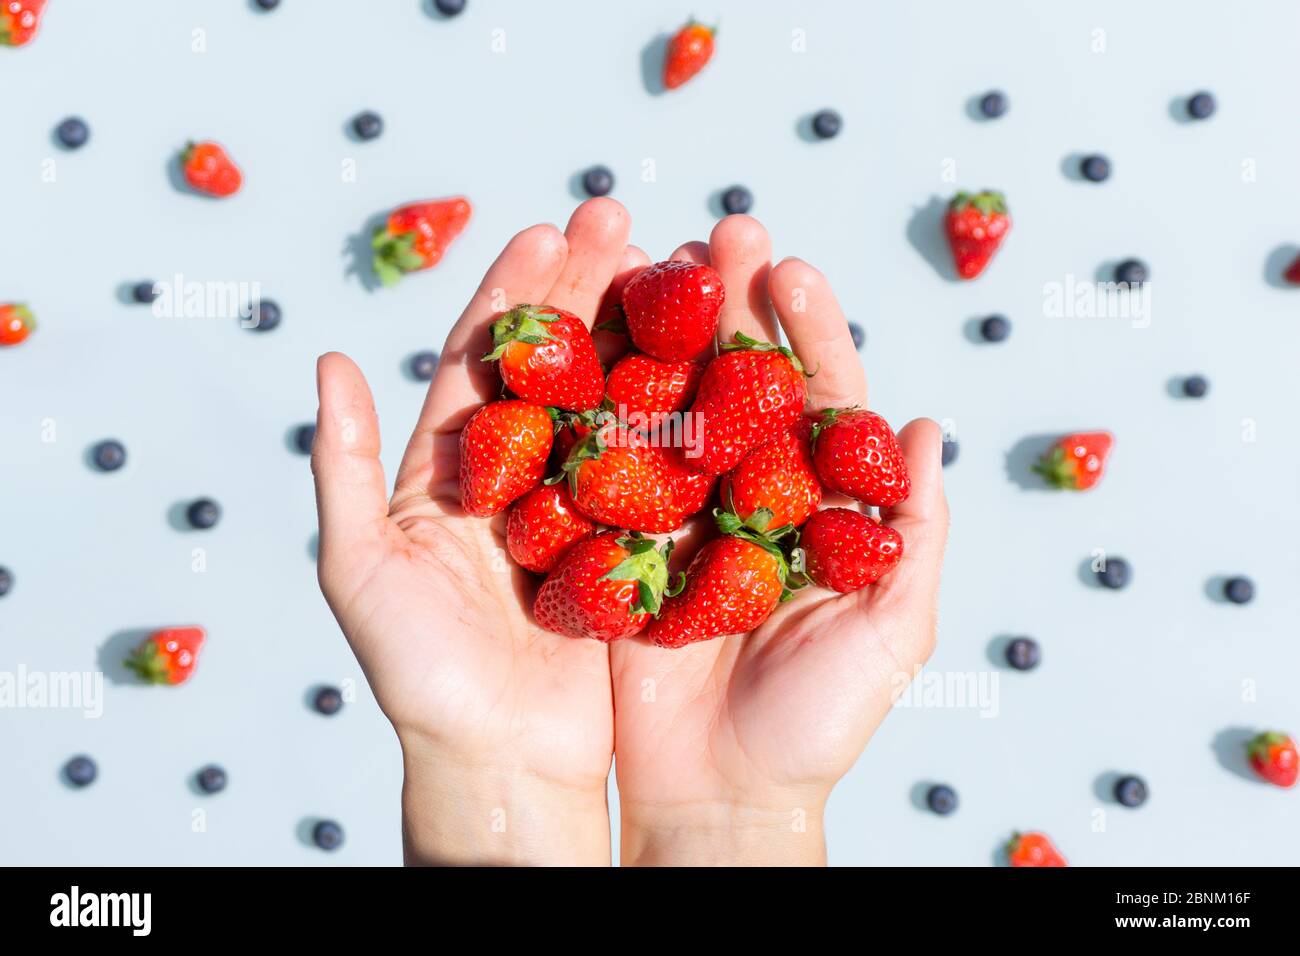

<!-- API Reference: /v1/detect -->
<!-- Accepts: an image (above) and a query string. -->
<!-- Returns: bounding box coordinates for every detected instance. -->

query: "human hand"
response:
[311,199,639,865]
[609,216,950,865]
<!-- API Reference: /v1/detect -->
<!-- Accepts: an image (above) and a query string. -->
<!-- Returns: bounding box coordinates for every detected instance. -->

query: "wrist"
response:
[399,733,611,866]
[619,790,828,866]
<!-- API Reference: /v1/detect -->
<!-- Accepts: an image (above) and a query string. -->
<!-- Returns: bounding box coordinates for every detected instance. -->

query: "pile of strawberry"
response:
[459,260,911,647]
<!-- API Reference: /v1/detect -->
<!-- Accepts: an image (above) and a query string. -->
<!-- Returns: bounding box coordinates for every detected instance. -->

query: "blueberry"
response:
[1080,154,1111,182]
[925,784,958,815]
[312,820,345,850]
[1096,557,1131,590]
[254,0,280,10]
[1182,374,1208,398]
[294,424,316,455]
[979,314,1010,342]
[847,321,865,351]
[1223,577,1255,604]
[91,439,127,472]
[248,299,281,332]
[1114,775,1148,808]
[352,111,383,141]
[721,186,753,216]
[132,281,160,304]
[65,755,97,787]
[186,498,221,530]
[56,117,90,149]
[314,686,344,715]
[409,350,439,381]
[1114,258,1148,287]
[196,765,228,794]
[1005,637,1040,671]
[0,566,10,597]
[1186,92,1215,120]
[978,91,1008,119]
[434,0,466,15]
[580,165,614,197]
[811,109,842,139]
[941,436,958,467]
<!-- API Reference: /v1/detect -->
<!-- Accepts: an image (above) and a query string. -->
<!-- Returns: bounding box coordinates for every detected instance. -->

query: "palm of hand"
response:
[312,199,946,838]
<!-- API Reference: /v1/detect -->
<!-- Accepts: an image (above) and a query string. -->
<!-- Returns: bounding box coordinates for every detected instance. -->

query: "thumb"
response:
[868,418,950,662]
[312,352,392,584]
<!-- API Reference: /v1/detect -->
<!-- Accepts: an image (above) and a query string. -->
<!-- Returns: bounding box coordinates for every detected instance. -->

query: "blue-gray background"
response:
[2,0,1297,865]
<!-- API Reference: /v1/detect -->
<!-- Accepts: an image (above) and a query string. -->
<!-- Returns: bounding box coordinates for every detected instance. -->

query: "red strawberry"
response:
[1032,431,1114,491]
[721,417,821,528]
[561,423,683,532]
[551,411,597,469]
[534,533,673,642]
[605,352,705,427]
[180,141,243,198]
[649,511,795,649]
[459,400,553,517]
[1247,731,1298,788]
[663,20,715,90]
[124,626,206,686]
[482,305,604,411]
[1006,832,1067,868]
[372,197,472,286]
[945,190,1010,280]
[662,445,718,516]
[687,332,807,476]
[811,408,910,507]
[0,0,46,46]
[506,483,596,574]
[795,508,903,593]
[0,303,35,347]
[1285,253,1300,286]
[621,260,725,361]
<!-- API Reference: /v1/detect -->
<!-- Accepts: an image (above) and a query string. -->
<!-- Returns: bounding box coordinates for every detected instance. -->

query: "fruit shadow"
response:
[905,196,958,281]
[1263,243,1299,289]
[1167,96,1197,125]
[963,94,995,122]
[114,281,145,306]
[1059,152,1088,183]
[908,780,946,813]
[421,0,461,20]
[793,114,821,144]
[989,836,1011,867]
[984,634,1020,668]
[639,33,669,95]
[1203,575,1235,604]
[1092,770,1122,803]
[1076,556,1103,589]
[165,500,196,532]
[97,628,152,686]
[163,154,205,198]
[295,817,323,848]
[567,169,594,203]
[1003,433,1057,491]
[343,209,390,292]
[1212,727,1261,783]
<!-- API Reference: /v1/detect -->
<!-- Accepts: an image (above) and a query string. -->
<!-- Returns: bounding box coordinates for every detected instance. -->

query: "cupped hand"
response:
[609,216,950,865]
[311,199,641,865]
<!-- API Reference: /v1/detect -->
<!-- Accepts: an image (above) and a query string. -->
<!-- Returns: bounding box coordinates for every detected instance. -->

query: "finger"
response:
[669,240,710,264]
[595,244,651,366]
[546,197,633,326]
[709,215,779,346]
[768,257,866,412]
[392,223,568,503]
[870,419,950,651]
[312,352,393,576]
